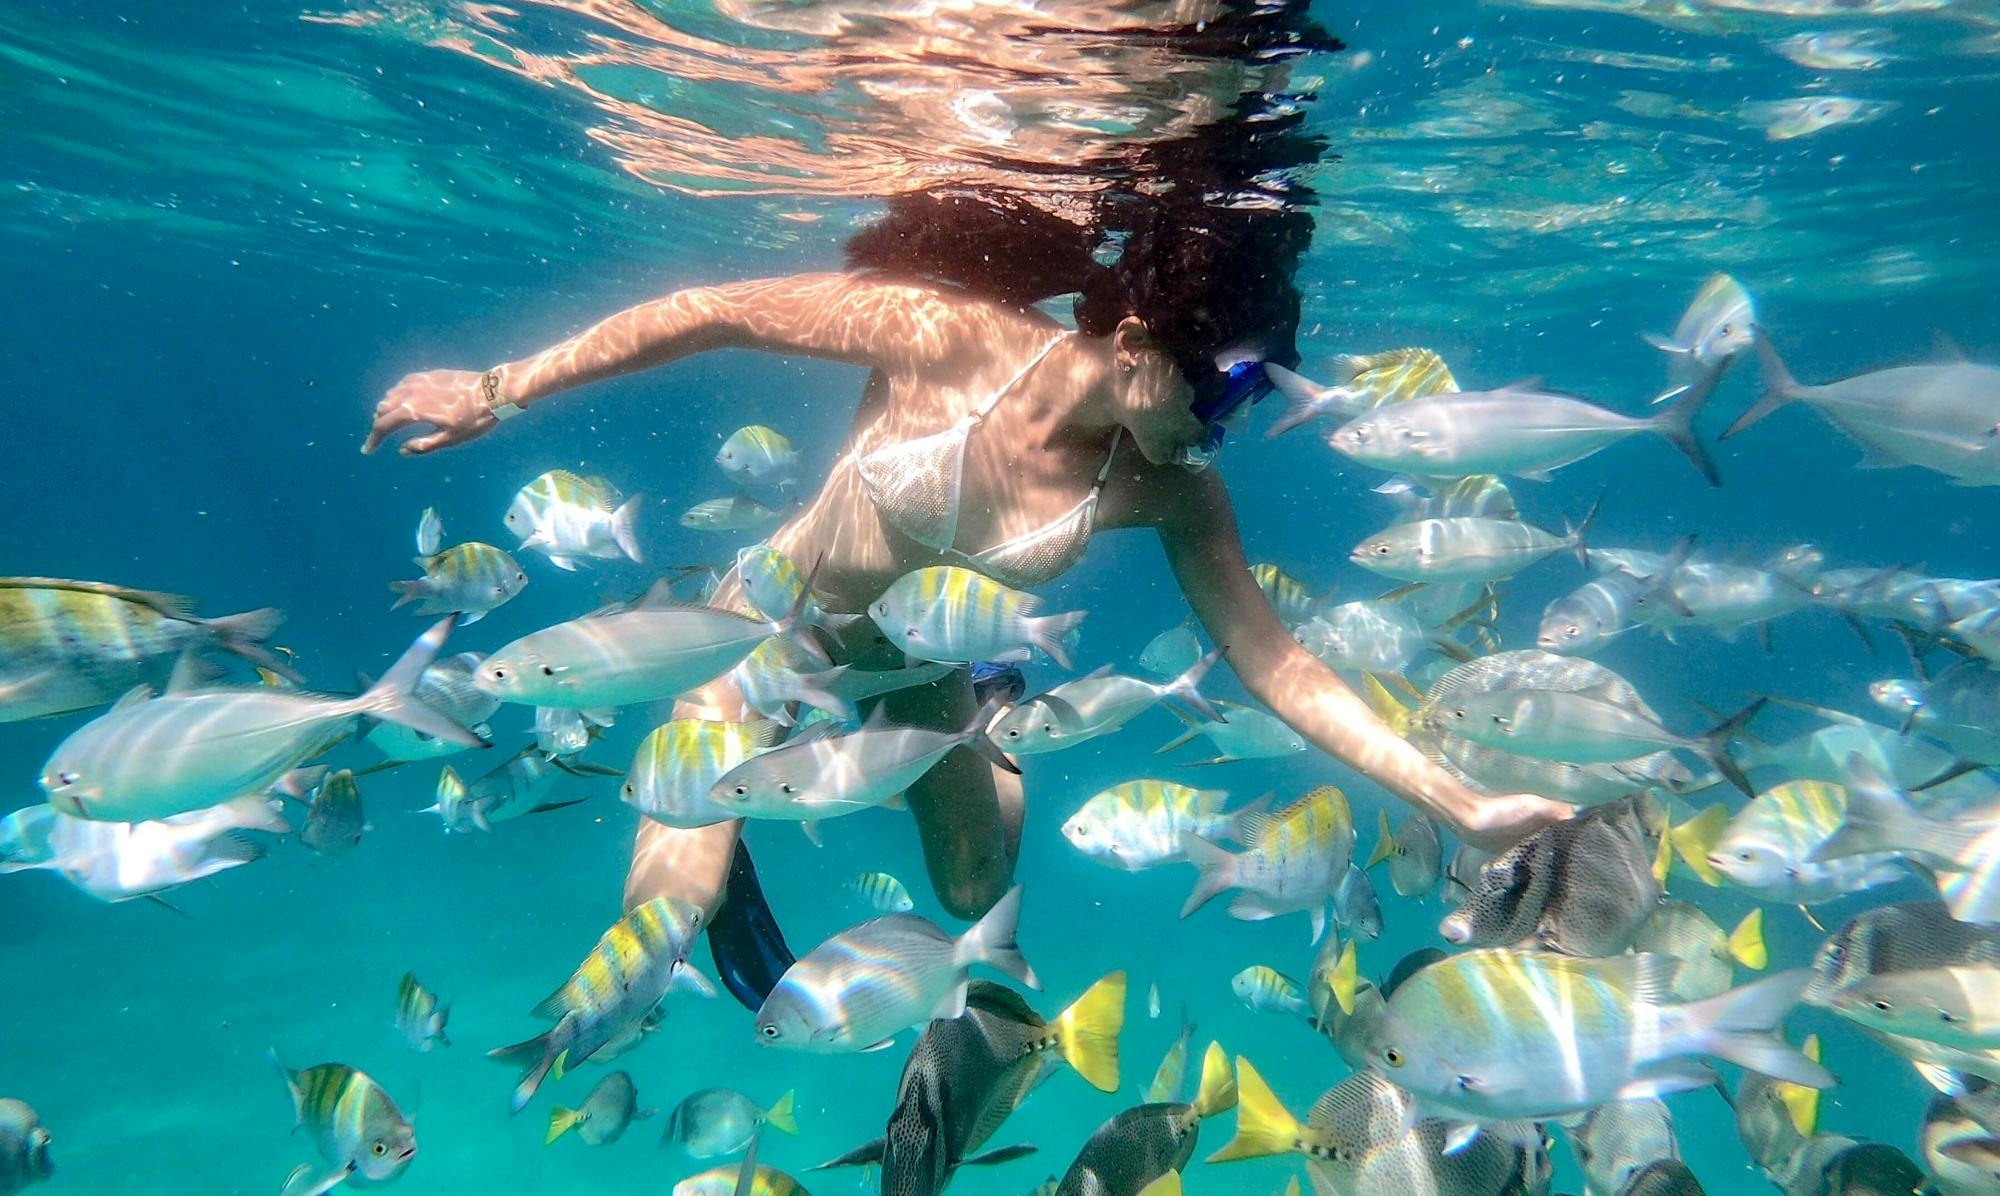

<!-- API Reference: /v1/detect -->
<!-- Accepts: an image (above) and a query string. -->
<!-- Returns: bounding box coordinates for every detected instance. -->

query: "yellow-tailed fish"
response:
[673,1163,811,1196]
[1052,1044,1235,1196]
[1809,754,2000,924]
[489,897,711,1113]
[270,1053,416,1196]
[0,576,288,722]
[1630,901,1766,1002]
[505,469,643,568]
[1366,809,1442,898]
[870,566,1086,670]
[546,1070,653,1147]
[1180,785,1353,942]
[663,1088,797,1158]
[1363,948,1832,1125]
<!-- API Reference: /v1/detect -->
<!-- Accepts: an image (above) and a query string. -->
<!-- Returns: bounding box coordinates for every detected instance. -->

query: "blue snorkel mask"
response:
[1176,353,1275,471]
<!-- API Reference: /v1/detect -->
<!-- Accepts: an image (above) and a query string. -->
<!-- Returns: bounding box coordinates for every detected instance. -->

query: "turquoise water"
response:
[4,1,2000,1194]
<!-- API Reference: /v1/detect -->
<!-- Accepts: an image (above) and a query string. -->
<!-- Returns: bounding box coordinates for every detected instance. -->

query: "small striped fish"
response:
[673,1163,811,1196]
[1180,786,1354,942]
[489,897,710,1113]
[0,577,287,722]
[1365,948,1831,1123]
[870,566,1086,670]
[716,425,800,489]
[1264,347,1459,437]
[389,541,526,623]
[1702,780,1906,904]
[846,871,915,914]
[737,544,825,625]
[270,1054,416,1196]
[623,718,787,829]
[1144,1011,1196,1103]
[394,971,450,1053]
[1061,781,1256,872]
[1250,564,1319,626]
[505,469,643,569]
[1231,966,1309,1017]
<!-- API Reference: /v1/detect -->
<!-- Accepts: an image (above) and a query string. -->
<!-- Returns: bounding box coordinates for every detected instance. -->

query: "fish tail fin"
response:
[1365,809,1398,870]
[961,884,1038,990]
[1650,365,1723,486]
[1724,327,1800,439]
[1729,908,1769,970]
[387,579,429,611]
[1668,802,1730,886]
[611,494,645,564]
[1566,490,1605,566]
[1809,754,1929,863]
[1206,1057,1300,1162]
[1781,1035,1824,1136]
[1192,1041,1237,1119]
[355,616,488,749]
[487,1031,558,1115]
[203,607,298,680]
[1163,646,1226,723]
[1675,971,1832,1090]
[793,669,859,726]
[1028,608,1088,671]
[1155,717,1202,755]
[763,1090,798,1135]
[546,1106,583,1146]
[1262,364,1332,438]
[775,556,832,667]
[1699,698,1764,797]
[1329,939,1358,1016]
[1177,831,1239,918]
[961,697,1023,777]
[1052,971,1126,1093]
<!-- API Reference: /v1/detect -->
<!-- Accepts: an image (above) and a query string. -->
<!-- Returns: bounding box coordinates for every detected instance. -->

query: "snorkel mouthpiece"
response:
[1178,354,1273,470]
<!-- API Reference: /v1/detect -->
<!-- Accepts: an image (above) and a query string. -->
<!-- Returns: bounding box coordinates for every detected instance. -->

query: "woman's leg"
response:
[881,671,1019,921]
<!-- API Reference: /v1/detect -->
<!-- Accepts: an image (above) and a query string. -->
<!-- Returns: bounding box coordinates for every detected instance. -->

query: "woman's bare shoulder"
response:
[699,270,1060,371]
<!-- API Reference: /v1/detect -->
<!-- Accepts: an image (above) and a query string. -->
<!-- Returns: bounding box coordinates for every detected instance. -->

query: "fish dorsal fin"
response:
[1502,376,1547,392]
[1078,664,1117,683]
[785,720,846,747]
[167,651,226,694]
[1232,793,1280,846]
[750,720,791,750]
[1606,952,1681,1005]
[529,987,571,1021]
[112,683,154,712]
[0,578,198,620]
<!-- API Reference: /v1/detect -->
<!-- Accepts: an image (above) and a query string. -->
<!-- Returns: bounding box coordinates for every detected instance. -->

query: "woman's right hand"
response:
[1454,791,1574,852]
[362,368,499,455]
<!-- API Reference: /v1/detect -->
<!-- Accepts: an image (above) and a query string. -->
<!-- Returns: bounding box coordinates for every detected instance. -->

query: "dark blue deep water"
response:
[5,2,2000,1194]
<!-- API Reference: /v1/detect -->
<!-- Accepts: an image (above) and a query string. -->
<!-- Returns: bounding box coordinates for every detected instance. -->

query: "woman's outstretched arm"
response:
[1149,466,1572,850]
[364,272,970,454]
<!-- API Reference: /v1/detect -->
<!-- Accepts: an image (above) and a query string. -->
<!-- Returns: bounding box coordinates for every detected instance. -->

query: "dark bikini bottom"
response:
[707,836,796,1012]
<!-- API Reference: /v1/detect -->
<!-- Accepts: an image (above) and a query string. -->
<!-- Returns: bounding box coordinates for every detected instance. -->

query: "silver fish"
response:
[365,652,499,763]
[1334,864,1383,941]
[1870,662,2000,765]
[0,1099,52,1195]
[394,971,450,1054]
[0,797,286,903]
[1570,1098,1678,1196]
[1631,900,1766,1003]
[993,651,1221,755]
[1367,810,1443,898]
[1351,501,1596,585]
[1139,623,1203,679]
[716,425,800,489]
[1773,30,1894,71]
[682,495,792,532]
[42,618,480,822]
[1644,273,1755,387]
[755,886,1037,1052]
[271,1056,417,1196]
[1810,756,2000,924]
[1727,333,2000,485]
[1920,1096,2000,1196]
[505,469,643,569]
[1298,600,1436,674]
[665,1088,797,1159]
[1326,378,1716,484]
[1739,96,1888,140]
[1155,700,1305,765]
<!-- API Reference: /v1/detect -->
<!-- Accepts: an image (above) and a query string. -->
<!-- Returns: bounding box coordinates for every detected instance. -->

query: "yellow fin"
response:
[763,1089,798,1135]
[1137,1172,1183,1196]
[1193,1042,1237,1119]
[545,1106,581,1146]
[1669,804,1729,887]
[1328,939,1358,1017]
[1652,828,1672,888]
[1365,810,1397,870]
[1282,1178,1300,1196]
[550,1048,569,1084]
[1361,674,1413,737]
[1207,1057,1302,1163]
[1054,972,1126,1093]
[1779,1035,1821,1137]
[1729,908,1768,970]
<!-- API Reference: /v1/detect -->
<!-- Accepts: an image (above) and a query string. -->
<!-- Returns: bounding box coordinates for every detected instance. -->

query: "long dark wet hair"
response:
[842,1,1339,378]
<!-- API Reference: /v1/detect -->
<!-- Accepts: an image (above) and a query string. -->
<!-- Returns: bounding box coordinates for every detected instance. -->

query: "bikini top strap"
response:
[970,331,1070,424]
[1090,427,1126,489]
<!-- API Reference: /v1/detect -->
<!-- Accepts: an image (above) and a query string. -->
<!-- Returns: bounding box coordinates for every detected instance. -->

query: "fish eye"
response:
[780,783,795,794]
[492,667,508,680]
[372,1142,387,1157]
[1374,545,1391,556]
[1383,1048,1404,1068]
[1003,728,1020,739]
[515,572,527,582]
[1456,1074,1478,1090]
[1737,850,1755,861]
[1564,625,1580,638]
[759,1024,780,1039]
[733,785,749,796]
[1872,998,1893,1012]
[57,771,78,786]
[1941,1010,1959,1023]
[622,782,635,797]
[540,665,555,676]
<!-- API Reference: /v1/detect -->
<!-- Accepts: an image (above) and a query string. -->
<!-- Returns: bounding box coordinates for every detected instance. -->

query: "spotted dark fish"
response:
[1052,1045,1235,1196]
[1440,794,1665,957]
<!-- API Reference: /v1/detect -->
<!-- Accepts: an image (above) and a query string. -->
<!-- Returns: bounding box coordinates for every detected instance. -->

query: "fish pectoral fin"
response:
[670,963,719,999]
[958,1144,1040,1167]
[1619,1059,1717,1101]
[1440,1122,1481,1156]
[931,980,971,1021]
[859,1037,898,1053]
[279,1162,353,1196]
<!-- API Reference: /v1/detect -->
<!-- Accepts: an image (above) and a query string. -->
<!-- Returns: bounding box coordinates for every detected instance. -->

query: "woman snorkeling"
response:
[363,189,1572,986]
